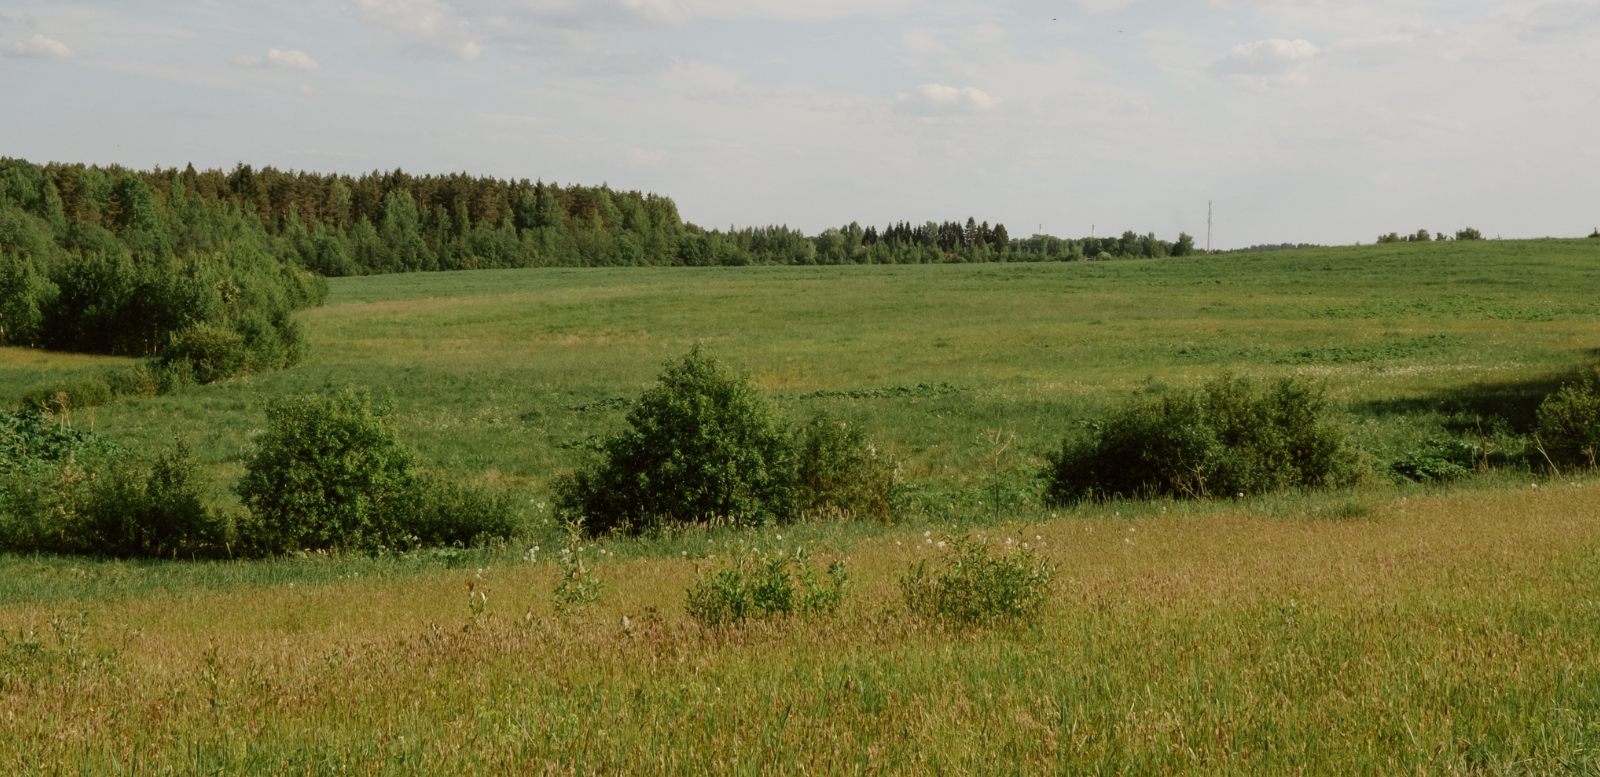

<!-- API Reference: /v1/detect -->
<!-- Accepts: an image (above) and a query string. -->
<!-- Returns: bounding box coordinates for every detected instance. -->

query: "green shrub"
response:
[164,323,253,384]
[0,409,114,474]
[102,364,163,399]
[899,534,1053,627]
[554,345,795,535]
[685,547,848,627]
[1533,369,1600,468]
[794,413,896,522]
[78,443,227,559]
[18,378,112,412]
[1390,438,1479,483]
[0,438,226,559]
[236,388,418,553]
[235,388,517,554]
[1456,228,1484,241]
[396,474,521,548]
[1045,374,1361,502]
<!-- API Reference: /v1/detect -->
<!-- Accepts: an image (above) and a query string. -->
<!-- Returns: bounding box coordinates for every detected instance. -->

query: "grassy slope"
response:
[6,239,1600,772]
[3,238,1598,502]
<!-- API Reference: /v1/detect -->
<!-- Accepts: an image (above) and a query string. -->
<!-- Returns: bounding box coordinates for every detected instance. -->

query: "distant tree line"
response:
[1377,228,1482,244]
[2,157,1206,373]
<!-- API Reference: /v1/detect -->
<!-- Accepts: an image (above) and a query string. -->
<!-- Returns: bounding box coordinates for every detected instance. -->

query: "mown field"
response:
[5,238,1600,773]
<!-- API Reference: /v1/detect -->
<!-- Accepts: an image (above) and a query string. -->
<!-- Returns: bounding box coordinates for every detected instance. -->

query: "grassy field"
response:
[5,239,1600,773]
[5,238,1600,502]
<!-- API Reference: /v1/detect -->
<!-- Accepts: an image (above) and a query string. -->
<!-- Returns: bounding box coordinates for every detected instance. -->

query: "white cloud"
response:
[235,48,321,71]
[348,0,482,59]
[3,33,73,59]
[1212,38,1320,87]
[895,83,1000,115]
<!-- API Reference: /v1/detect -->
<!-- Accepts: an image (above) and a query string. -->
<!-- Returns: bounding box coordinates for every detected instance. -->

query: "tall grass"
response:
[3,482,1599,773]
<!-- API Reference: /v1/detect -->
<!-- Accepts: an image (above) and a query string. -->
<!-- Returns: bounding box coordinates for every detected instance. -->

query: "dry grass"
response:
[6,483,1599,774]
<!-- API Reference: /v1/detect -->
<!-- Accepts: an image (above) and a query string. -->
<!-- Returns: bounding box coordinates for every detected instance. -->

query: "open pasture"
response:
[5,239,1600,773]
[4,238,1600,504]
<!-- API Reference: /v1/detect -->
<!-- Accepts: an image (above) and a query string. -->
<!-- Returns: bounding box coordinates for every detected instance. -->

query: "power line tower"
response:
[1206,201,1213,253]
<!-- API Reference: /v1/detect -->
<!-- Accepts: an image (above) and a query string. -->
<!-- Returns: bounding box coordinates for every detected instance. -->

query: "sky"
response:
[1,0,1597,248]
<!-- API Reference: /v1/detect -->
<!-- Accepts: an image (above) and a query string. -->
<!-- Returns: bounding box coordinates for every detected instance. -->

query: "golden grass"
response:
[6,483,1599,774]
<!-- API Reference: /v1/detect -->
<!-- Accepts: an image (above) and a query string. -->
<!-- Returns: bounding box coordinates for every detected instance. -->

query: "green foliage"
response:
[397,474,521,549]
[234,388,517,555]
[18,378,112,412]
[0,438,225,559]
[1389,439,1477,483]
[554,346,795,535]
[899,533,1053,627]
[1533,369,1600,468]
[1046,375,1361,502]
[794,413,897,522]
[685,547,848,627]
[77,443,226,559]
[236,389,418,553]
[1457,228,1484,241]
[0,410,115,475]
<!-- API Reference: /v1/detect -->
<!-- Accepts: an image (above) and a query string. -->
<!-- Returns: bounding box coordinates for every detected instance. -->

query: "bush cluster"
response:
[0,425,229,559]
[554,346,896,535]
[1533,368,1600,469]
[685,548,849,627]
[900,534,1054,627]
[1045,375,1361,503]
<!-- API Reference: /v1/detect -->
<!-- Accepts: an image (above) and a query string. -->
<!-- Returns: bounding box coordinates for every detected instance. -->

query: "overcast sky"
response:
[1,1,1596,247]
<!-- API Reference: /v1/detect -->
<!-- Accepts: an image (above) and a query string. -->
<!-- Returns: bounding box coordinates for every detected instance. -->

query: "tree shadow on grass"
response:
[1352,351,1600,434]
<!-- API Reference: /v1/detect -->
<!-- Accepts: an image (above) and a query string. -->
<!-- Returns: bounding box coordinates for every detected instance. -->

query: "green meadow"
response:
[5,238,1600,773]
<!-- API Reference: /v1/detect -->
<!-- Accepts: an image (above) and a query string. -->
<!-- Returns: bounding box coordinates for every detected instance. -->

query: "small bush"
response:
[554,345,795,535]
[1046,374,1361,502]
[18,378,112,412]
[794,413,896,522]
[236,388,418,553]
[164,323,253,384]
[685,548,848,627]
[0,409,114,474]
[102,364,163,399]
[899,534,1053,627]
[0,439,227,559]
[1457,227,1484,241]
[78,443,227,559]
[1533,369,1600,468]
[396,474,520,549]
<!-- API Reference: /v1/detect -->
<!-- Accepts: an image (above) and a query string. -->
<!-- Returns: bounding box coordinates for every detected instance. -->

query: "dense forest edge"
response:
[0,156,1209,359]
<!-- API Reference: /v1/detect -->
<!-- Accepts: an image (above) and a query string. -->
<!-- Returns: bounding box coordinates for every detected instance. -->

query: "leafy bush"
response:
[899,534,1053,627]
[396,474,520,549]
[1457,228,1484,241]
[236,389,418,553]
[1533,369,1600,468]
[235,388,518,554]
[1390,451,1472,483]
[77,443,226,558]
[0,438,226,559]
[18,378,112,412]
[685,547,848,627]
[794,413,896,522]
[1045,375,1361,502]
[554,345,795,535]
[0,409,114,474]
